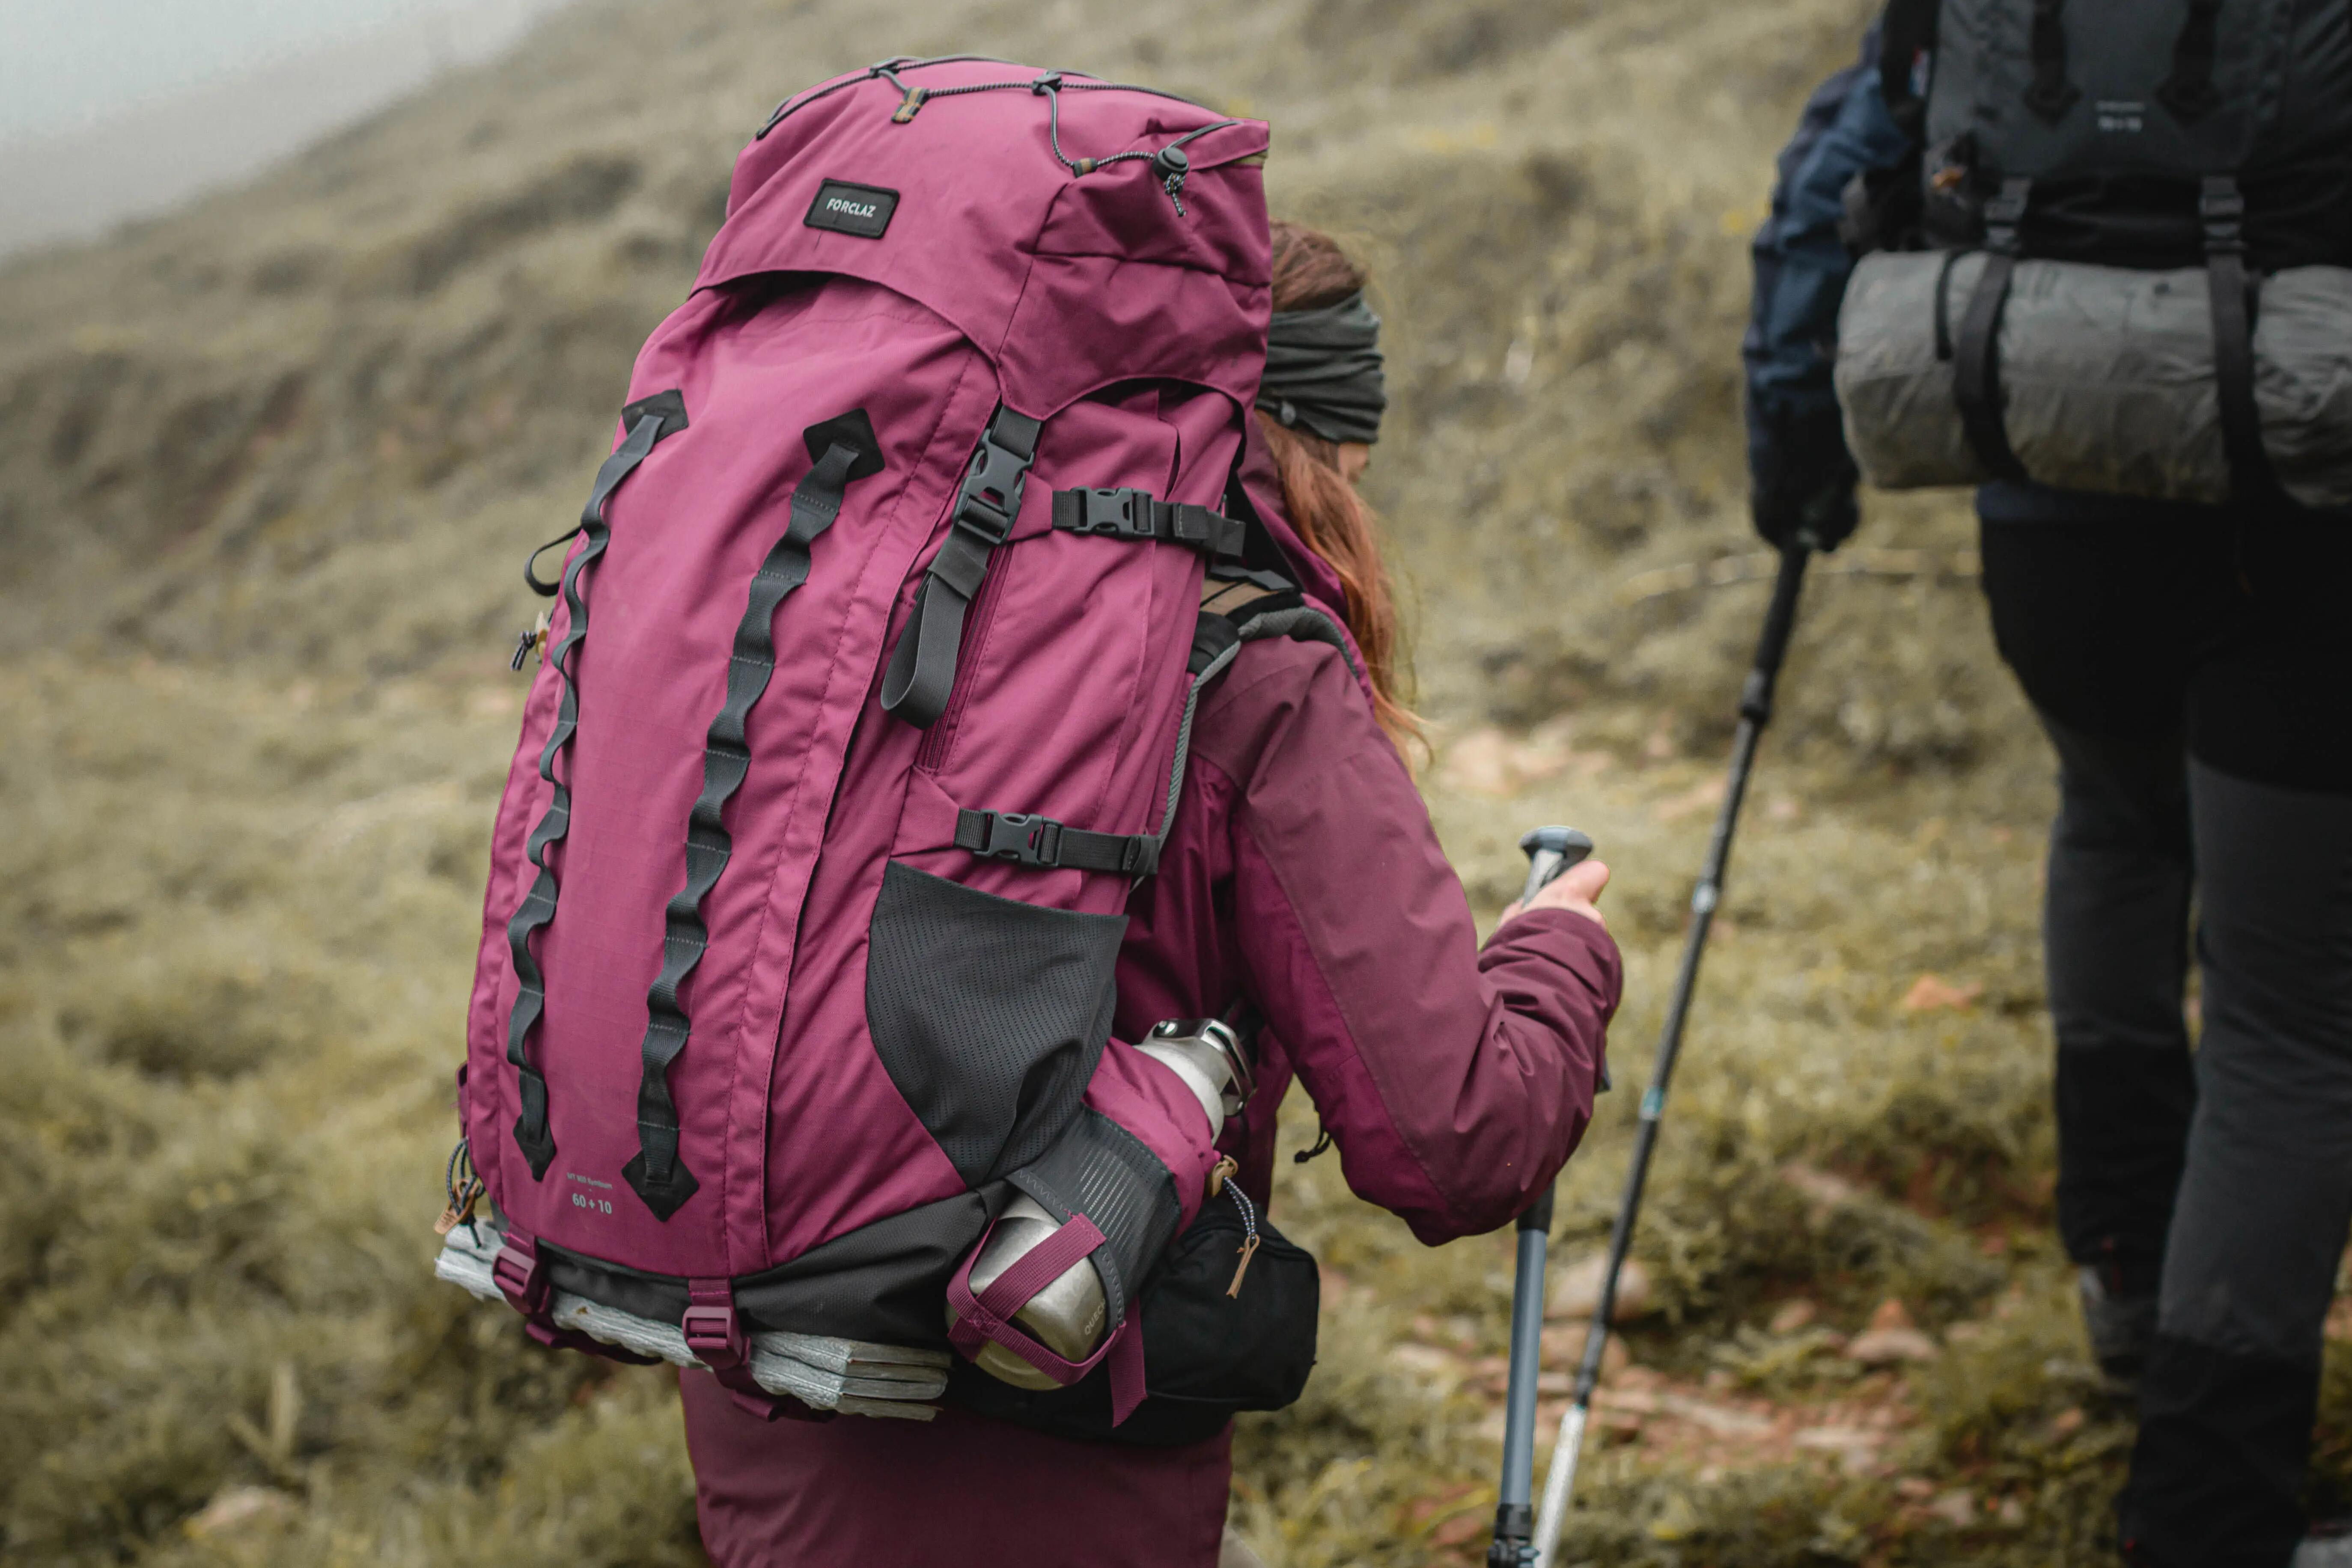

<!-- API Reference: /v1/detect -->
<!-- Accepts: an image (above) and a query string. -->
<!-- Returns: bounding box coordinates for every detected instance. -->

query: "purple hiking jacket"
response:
[681,559,1622,1566]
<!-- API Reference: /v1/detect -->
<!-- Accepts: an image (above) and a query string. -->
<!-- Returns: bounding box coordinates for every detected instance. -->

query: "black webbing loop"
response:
[1932,248,1965,361]
[881,407,1042,729]
[2158,0,2226,125]
[2199,177,2281,509]
[1050,488,1249,559]
[2023,0,2081,123]
[954,809,1160,875]
[624,411,883,1220]
[1953,179,2033,482]
[505,390,688,1180]
[524,530,578,598]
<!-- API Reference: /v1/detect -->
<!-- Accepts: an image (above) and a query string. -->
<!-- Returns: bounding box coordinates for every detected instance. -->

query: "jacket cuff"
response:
[1479,906,1624,1015]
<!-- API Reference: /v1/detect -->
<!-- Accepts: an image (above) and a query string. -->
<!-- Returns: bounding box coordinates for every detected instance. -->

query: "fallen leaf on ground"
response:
[1926,1490,1977,1527]
[1846,1327,1939,1366]
[185,1487,296,1539]
[1438,726,1576,797]
[1547,1254,1655,1323]
[1654,776,1728,823]
[1901,973,1984,1012]
[1780,1160,1864,1220]
[1792,1425,1882,1469]
[1540,1323,1631,1376]
[1769,1298,1819,1334]
[1867,1299,1916,1333]
[1389,1343,1466,1384]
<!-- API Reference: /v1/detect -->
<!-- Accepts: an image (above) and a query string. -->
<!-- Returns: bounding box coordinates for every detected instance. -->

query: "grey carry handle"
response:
[1488,826,1596,1568]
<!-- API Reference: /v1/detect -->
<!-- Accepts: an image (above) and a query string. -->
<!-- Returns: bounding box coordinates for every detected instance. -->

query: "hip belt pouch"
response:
[1835,252,2352,509]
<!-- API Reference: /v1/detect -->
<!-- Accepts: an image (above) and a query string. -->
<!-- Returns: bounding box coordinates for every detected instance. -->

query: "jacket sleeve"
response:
[1191,639,1623,1245]
[1744,29,1917,487]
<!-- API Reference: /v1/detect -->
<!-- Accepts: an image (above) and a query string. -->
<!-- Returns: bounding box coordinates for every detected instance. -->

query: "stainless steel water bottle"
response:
[952,1018,1255,1389]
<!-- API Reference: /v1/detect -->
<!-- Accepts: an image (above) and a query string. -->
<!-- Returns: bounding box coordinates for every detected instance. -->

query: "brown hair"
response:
[1259,221,1420,752]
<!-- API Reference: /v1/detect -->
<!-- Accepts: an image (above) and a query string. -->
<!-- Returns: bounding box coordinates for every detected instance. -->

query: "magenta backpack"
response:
[441,58,1324,1425]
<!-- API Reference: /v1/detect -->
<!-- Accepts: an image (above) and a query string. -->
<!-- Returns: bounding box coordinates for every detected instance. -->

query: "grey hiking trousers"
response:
[1979,486,2352,1568]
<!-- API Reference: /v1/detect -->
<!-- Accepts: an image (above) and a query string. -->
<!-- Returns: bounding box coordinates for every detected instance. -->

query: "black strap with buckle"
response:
[1051,488,1248,560]
[954,809,1161,875]
[1952,176,2033,482]
[2199,176,2281,509]
[882,406,1042,729]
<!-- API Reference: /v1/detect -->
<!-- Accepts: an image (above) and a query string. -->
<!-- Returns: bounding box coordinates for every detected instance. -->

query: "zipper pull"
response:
[437,1138,485,1235]
[509,610,550,672]
[1207,1154,1238,1197]
[892,85,928,123]
[1222,1179,1260,1297]
[1226,1233,1260,1297]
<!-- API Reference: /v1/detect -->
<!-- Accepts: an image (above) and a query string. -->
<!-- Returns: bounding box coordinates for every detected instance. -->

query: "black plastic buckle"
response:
[2199,179,2246,251]
[954,437,1030,545]
[1070,487,1154,539]
[1984,176,2032,254]
[973,811,1063,866]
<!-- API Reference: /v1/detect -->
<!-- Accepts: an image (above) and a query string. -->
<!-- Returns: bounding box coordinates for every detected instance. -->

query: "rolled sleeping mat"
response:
[1834,251,2352,509]
[433,1218,952,1418]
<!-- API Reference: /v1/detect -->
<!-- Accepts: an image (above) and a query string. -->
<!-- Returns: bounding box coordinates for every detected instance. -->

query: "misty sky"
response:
[0,0,543,145]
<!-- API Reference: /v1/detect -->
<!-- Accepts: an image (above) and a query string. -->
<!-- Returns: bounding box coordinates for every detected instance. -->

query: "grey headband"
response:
[1255,291,1387,446]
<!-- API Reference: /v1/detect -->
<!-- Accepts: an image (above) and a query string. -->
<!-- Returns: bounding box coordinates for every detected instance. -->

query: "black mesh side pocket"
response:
[866,861,1127,1186]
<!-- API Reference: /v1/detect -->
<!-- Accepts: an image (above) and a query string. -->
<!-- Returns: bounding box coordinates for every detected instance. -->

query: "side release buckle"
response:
[1068,487,1155,539]
[969,810,1065,867]
[954,433,1033,545]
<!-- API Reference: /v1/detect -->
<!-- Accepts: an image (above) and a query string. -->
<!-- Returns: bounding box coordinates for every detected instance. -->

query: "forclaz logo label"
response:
[804,179,899,239]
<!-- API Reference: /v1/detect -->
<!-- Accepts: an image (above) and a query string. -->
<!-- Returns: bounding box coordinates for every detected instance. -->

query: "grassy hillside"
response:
[7,0,2344,1564]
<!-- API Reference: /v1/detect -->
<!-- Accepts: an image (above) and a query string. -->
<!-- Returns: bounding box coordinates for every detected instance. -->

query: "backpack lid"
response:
[699,60,1273,421]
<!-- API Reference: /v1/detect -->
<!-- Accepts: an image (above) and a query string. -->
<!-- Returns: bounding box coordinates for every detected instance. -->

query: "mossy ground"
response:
[8,0,2352,1563]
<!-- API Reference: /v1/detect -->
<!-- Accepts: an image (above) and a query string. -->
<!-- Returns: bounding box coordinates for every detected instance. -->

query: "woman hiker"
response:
[676,221,1626,1568]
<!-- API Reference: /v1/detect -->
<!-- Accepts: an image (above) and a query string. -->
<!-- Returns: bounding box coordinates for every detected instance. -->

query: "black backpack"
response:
[1849,0,2352,495]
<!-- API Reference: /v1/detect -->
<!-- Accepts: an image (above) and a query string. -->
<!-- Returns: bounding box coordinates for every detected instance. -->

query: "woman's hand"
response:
[1499,858,1610,932]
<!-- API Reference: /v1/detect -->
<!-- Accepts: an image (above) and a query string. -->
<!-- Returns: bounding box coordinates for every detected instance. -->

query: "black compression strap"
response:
[1932,249,1964,362]
[1953,179,2032,483]
[881,407,1042,729]
[624,414,881,1220]
[2199,178,2280,509]
[954,809,1161,875]
[2158,0,2225,125]
[2023,0,2080,123]
[505,397,685,1180]
[1050,488,1249,559]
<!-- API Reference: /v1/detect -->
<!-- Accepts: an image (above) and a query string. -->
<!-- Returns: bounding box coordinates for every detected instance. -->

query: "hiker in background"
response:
[676,219,1622,1568]
[1745,6,2352,1565]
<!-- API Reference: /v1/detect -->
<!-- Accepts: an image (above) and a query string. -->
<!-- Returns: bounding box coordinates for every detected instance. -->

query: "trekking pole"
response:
[1523,542,1814,1568]
[1488,827,1595,1568]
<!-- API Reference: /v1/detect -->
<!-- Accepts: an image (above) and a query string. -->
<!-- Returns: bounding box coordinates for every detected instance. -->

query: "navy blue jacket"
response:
[1743,30,1913,504]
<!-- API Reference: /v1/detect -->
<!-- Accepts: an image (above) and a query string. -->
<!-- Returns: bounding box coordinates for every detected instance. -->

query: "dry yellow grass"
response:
[9,0,2352,1564]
